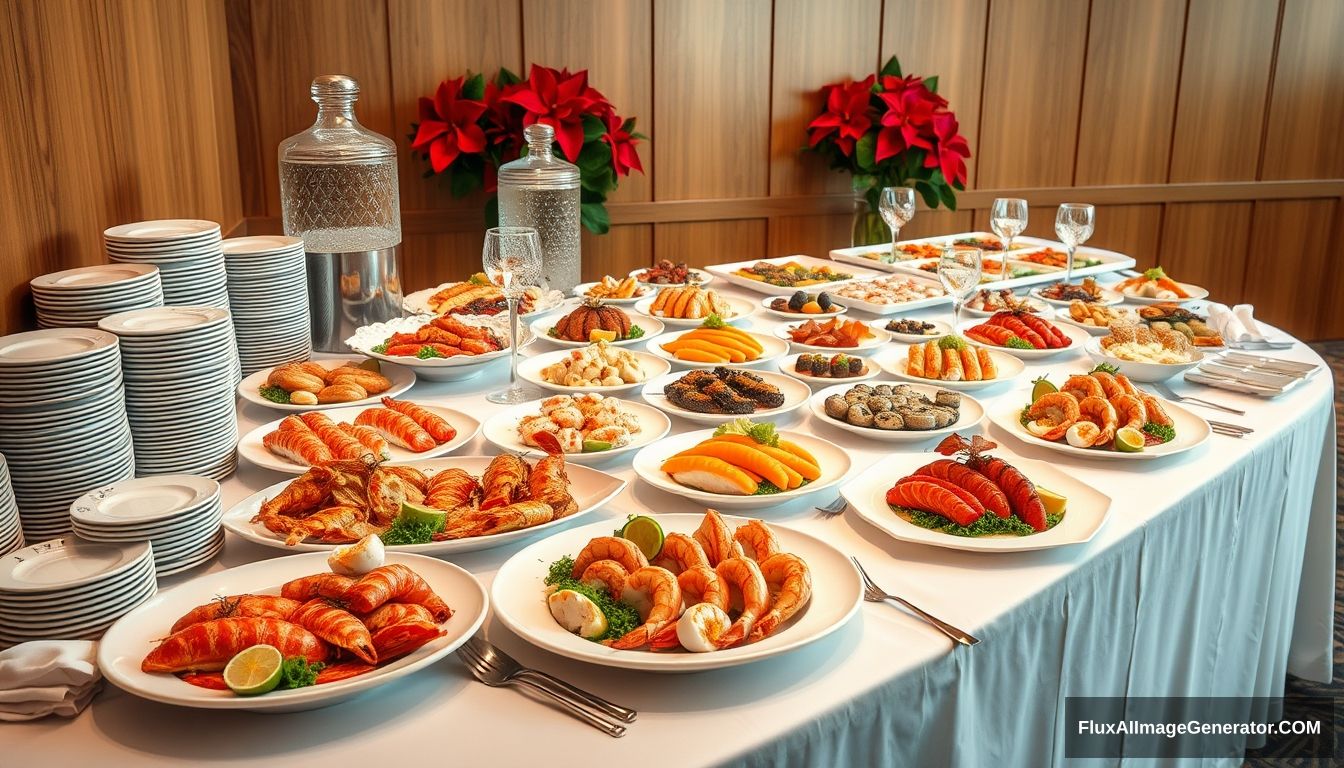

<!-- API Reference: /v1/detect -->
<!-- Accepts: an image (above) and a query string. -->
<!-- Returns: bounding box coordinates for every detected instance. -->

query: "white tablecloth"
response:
[5,276,1336,767]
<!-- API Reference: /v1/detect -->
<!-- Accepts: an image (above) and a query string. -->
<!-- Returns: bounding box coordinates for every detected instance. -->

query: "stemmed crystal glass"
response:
[878,187,916,262]
[938,246,983,332]
[990,198,1028,254]
[1054,203,1095,286]
[483,226,542,404]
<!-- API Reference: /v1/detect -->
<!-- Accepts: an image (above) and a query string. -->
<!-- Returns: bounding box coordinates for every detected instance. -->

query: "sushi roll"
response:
[874,411,905,430]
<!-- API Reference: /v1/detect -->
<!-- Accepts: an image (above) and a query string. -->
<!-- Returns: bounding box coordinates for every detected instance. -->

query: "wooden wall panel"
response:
[1158,202,1253,303]
[1168,0,1278,182]
[902,210,974,241]
[769,0,882,197]
[581,225,654,279]
[1074,0,1186,186]
[977,0,1090,188]
[1244,199,1336,337]
[653,0,771,200]
[1088,205,1164,270]
[654,220,767,267]
[1260,0,1344,180]
[767,215,853,260]
[880,0,987,188]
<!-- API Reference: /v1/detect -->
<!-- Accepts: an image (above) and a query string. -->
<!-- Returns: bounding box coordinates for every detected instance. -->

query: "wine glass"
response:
[482,226,542,404]
[990,198,1028,253]
[1054,203,1095,286]
[938,246,982,332]
[878,187,916,262]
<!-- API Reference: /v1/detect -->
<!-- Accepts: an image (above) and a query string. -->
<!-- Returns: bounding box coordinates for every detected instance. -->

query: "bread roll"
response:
[317,383,367,403]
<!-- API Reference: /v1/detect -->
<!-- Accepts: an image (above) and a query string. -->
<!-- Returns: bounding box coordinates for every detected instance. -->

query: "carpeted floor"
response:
[1243,340,1342,766]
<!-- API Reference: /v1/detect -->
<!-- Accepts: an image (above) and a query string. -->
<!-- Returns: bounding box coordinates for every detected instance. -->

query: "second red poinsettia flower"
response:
[874,80,937,163]
[411,76,488,173]
[806,75,875,157]
[927,112,971,188]
[601,111,643,177]
[503,65,610,162]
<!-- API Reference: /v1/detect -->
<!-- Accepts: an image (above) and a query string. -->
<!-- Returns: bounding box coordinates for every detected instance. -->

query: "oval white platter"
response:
[639,368,812,425]
[646,328,788,370]
[956,319,1091,360]
[808,381,985,443]
[1029,285,1124,307]
[516,347,671,394]
[875,344,1026,391]
[630,428,851,510]
[571,281,654,304]
[628,267,713,288]
[402,280,566,316]
[986,390,1210,462]
[840,453,1113,553]
[1117,280,1210,305]
[528,314,665,348]
[481,398,671,465]
[221,456,626,554]
[346,314,532,382]
[757,294,848,320]
[98,552,487,712]
[236,404,482,474]
[867,317,953,344]
[633,294,757,327]
[490,513,861,672]
[772,322,890,354]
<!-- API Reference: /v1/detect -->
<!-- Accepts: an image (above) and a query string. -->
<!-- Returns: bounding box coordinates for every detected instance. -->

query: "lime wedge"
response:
[1115,427,1145,453]
[223,644,283,696]
[357,358,381,373]
[582,439,613,453]
[399,502,447,529]
[620,515,664,559]
[1036,486,1068,516]
[1031,376,1057,403]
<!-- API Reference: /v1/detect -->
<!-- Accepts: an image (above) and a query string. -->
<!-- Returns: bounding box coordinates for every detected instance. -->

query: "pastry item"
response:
[268,364,325,394]
[326,367,392,394]
[355,407,436,452]
[551,300,634,342]
[648,286,734,320]
[379,397,456,444]
[318,383,368,404]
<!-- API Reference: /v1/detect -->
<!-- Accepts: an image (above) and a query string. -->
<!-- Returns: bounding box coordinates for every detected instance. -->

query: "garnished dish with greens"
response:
[1017,365,1177,454]
[370,315,506,360]
[659,419,818,496]
[547,300,647,344]
[259,359,393,406]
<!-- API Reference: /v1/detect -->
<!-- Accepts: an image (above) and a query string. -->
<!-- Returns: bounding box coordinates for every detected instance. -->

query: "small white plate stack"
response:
[103,220,229,309]
[30,264,164,329]
[0,455,22,556]
[69,475,223,576]
[99,307,240,480]
[0,537,156,646]
[0,329,135,541]
[222,236,311,375]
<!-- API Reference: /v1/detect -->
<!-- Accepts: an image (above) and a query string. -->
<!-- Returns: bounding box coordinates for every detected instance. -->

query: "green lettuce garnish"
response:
[370,342,389,354]
[714,417,779,447]
[1143,422,1176,443]
[701,314,725,329]
[1005,337,1034,350]
[278,657,324,689]
[258,385,291,404]
[543,556,641,643]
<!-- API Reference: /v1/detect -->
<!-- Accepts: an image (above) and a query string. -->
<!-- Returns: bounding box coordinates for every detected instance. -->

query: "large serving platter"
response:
[402,280,566,316]
[633,293,757,327]
[236,362,416,412]
[346,314,532,382]
[236,404,482,474]
[986,388,1211,461]
[490,513,861,672]
[808,381,985,443]
[639,368,812,425]
[98,551,487,712]
[703,255,881,295]
[481,399,671,465]
[822,273,950,316]
[841,452,1113,553]
[222,456,626,554]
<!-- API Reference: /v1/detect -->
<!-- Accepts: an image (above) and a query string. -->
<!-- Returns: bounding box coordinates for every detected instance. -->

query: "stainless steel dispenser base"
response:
[306,245,402,352]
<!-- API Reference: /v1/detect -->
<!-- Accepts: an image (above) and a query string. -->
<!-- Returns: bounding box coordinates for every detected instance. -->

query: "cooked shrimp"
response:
[1075,396,1118,447]
[1114,373,1140,396]
[748,553,812,642]
[1110,394,1148,431]
[571,536,648,578]
[606,566,681,650]
[677,565,729,612]
[714,557,768,649]
[1139,393,1172,427]
[579,559,629,598]
[732,519,781,562]
[1089,371,1126,400]
[1061,374,1105,400]
[1025,392,1081,441]
[540,395,574,414]
[694,509,745,566]
[652,533,709,575]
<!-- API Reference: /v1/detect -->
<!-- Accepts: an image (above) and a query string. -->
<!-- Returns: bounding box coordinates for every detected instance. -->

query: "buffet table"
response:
[6,277,1336,767]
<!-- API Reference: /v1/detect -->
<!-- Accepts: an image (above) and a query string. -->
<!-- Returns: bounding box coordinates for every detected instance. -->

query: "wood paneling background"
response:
[1,0,1342,340]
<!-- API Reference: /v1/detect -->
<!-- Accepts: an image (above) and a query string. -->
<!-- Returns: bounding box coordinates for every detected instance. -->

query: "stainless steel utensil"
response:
[851,557,980,646]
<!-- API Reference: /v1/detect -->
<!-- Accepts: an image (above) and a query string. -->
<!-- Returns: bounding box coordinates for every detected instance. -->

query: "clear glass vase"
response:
[850,179,892,247]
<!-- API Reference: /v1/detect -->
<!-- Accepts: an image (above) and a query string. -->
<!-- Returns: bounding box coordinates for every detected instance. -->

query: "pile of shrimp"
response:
[1025,370,1174,449]
[516,394,642,454]
[563,510,812,652]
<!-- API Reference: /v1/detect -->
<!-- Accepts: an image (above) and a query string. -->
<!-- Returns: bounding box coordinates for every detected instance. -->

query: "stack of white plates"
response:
[0,455,22,556]
[30,264,165,329]
[98,307,239,480]
[222,236,311,374]
[0,329,135,541]
[0,537,156,646]
[69,475,223,576]
[103,220,229,309]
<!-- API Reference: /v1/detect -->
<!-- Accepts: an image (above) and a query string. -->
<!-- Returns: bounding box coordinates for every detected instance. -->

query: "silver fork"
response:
[1150,381,1246,416]
[465,636,637,723]
[457,637,632,737]
[851,557,980,646]
[815,496,847,518]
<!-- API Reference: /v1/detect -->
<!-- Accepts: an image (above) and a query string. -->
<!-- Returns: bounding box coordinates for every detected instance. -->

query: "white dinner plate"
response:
[781,354,883,386]
[481,398,671,464]
[646,328,788,370]
[957,319,1090,360]
[98,552,487,712]
[963,295,1051,317]
[630,428,850,510]
[490,513,861,672]
[1083,338,1205,382]
[634,294,757,327]
[237,361,416,412]
[773,322,890,353]
[98,306,231,336]
[571,281,653,304]
[841,453,1113,552]
[0,538,151,593]
[222,456,627,554]
[30,263,159,291]
[401,281,566,317]
[868,318,953,343]
[703,255,874,295]
[808,381,985,443]
[104,219,220,242]
[628,267,713,288]
[640,368,812,425]
[1118,280,1210,305]
[516,347,671,394]
[758,294,848,320]
[237,404,482,474]
[69,475,220,527]
[1030,285,1124,307]
[528,314,665,348]
[0,328,119,366]
[875,344,1026,391]
[1052,305,1138,336]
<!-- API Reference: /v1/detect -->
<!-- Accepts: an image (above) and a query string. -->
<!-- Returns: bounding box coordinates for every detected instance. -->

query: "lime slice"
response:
[620,515,664,559]
[223,644,283,696]
[1115,427,1145,453]
[357,358,381,373]
[398,502,447,529]
[582,439,613,453]
[1031,376,1057,402]
[1036,486,1068,516]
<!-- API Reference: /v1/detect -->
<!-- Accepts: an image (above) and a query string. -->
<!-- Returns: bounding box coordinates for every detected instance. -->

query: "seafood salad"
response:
[831,275,944,306]
[659,419,818,496]
[517,394,642,453]
[540,342,646,387]
[1021,367,1177,452]
[543,510,812,652]
[1099,321,1194,364]
[141,556,452,695]
[887,434,1064,536]
[262,398,458,467]
[823,383,963,431]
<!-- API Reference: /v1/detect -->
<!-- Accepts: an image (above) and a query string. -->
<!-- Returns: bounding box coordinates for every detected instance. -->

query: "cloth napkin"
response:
[0,641,102,721]
[1205,302,1265,343]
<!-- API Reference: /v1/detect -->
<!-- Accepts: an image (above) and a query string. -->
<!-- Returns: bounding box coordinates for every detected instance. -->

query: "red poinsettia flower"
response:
[411,76,488,173]
[600,111,643,176]
[874,80,936,163]
[480,80,525,161]
[502,65,609,162]
[926,112,971,187]
[806,75,874,157]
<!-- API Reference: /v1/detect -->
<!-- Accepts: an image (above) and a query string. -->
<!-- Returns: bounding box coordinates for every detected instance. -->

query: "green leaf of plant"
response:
[581,201,611,234]
[581,113,605,142]
[923,75,939,94]
[496,67,521,87]
[880,56,902,79]
[854,133,876,171]
[914,180,939,208]
[448,168,481,198]
[463,73,485,101]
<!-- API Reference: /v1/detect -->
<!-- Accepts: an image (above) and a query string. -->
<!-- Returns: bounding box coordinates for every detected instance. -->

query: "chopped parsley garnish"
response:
[415,346,445,359]
[278,657,324,689]
[937,334,967,350]
[1142,422,1176,443]
[895,505,1062,537]
[370,342,389,354]
[379,516,442,545]
[544,556,641,643]
[627,324,645,339]
[258,385,291,404]
[714,417,779,446]
[1090,362,1119,375]
[701,314,725,329]
[1004,337,1034,350]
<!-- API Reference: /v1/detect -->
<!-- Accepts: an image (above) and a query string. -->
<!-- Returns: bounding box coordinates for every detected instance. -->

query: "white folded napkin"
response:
[0,641,102,721]
[1206,302,1265,343]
